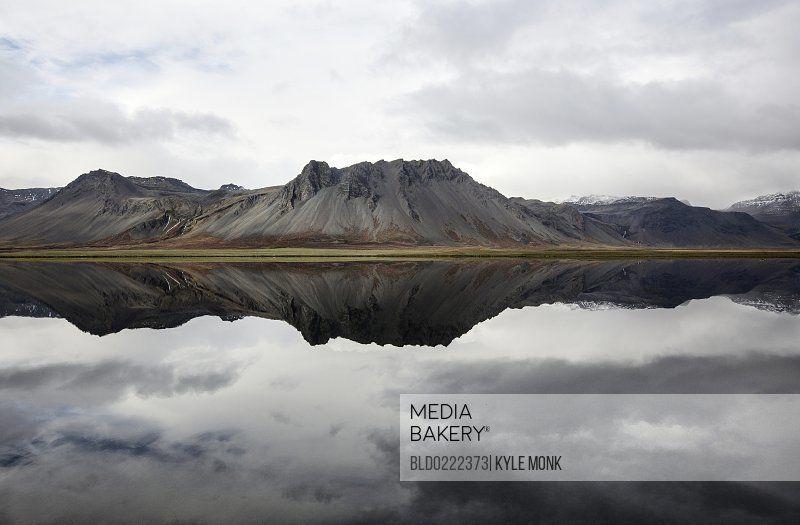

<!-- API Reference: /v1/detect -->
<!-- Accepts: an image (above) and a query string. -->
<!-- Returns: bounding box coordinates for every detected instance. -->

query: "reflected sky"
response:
[1,260,799,523]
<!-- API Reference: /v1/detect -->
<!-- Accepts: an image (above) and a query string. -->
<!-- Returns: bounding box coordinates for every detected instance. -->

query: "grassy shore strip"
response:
[1,246,800,260]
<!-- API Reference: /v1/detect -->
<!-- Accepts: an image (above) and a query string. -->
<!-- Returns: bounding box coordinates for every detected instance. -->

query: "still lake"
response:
[1,258,799,523]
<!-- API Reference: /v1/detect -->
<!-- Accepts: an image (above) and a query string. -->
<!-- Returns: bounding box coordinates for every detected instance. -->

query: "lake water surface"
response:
[1,259,799,523]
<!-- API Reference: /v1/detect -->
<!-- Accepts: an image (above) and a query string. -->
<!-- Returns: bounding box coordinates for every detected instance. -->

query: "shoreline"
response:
[1,246,800,260]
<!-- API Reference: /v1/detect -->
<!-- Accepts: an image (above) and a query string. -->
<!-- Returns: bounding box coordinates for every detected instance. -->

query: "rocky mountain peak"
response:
[289,160,341,202]
[127,175,201,193]
[397,159,466,184]
[299,160,332,179]
[65,169,138,194]
[75,168,123,181]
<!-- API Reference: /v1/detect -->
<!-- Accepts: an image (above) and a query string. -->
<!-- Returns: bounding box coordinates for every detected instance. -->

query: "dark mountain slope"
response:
[573,197,796,247]
[185,159,616,246]
[0,170,243,247]
[509,197,628,245]
[728,191,800,240]
[0,186,61,220]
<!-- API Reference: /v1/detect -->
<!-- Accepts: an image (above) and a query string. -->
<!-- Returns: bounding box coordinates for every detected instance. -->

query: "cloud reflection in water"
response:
[0,259,799,522]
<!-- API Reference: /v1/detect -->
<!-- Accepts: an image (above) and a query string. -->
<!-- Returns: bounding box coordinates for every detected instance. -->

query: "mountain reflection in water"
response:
[1,258,800,523]
[0,258,798,346]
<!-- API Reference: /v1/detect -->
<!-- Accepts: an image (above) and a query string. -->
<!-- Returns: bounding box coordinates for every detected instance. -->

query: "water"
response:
[0,259,799,523]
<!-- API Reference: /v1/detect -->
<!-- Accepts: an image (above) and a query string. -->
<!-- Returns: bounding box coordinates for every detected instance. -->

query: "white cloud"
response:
[403,70,800,151]
[0,0,797,207]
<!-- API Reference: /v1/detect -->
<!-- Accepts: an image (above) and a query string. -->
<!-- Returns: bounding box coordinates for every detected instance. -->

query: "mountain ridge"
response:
[182,158,617,247]
[0,160,798,249]
[0,186,62,220]
[728,190,800,240]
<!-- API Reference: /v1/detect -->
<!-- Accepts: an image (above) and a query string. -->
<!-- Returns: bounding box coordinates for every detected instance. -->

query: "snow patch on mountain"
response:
[0,187,61,201]
[729,191,800,213]
[558,195,660,206]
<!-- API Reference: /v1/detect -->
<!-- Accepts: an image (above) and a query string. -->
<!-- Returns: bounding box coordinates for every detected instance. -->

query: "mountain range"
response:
[0,159,797,249]
[0,186,61,220]
[727,191,800,240]
[1,259,798,344]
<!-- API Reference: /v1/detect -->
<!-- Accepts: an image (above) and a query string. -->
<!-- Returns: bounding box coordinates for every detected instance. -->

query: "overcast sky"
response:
[0,0,798,208]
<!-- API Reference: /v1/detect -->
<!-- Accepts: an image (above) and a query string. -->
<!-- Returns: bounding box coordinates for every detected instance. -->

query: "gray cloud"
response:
[0,404,245,479]
[0,360,241,403]
[393,0,546,63]
[48,428,241,467]
[404,69,800,151]
[363,425,800,523]
[398,0,792,63]
[270,410,301,427]
[393,0,800,151]
[328,422,344,437]
[0,103,235,144]
[282,483,342,504]
[402,480,800,524]
[416,353,800,394]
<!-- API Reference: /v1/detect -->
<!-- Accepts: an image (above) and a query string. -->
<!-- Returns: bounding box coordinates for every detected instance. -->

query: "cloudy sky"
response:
[0,0,798,208]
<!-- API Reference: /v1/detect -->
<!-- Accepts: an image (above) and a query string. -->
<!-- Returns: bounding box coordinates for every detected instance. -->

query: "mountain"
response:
[0,160,798,248]
[0,170,243,246]
[1,259,798,344]
[0,186,61,220]
[182,159,624,247]
[508,197,627,245]
[219,183,246,192]
[728,191,800,240]
[571,197,796,247]
[562,195,692,206]
[561,195,652,206]
[0,160,626,248]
